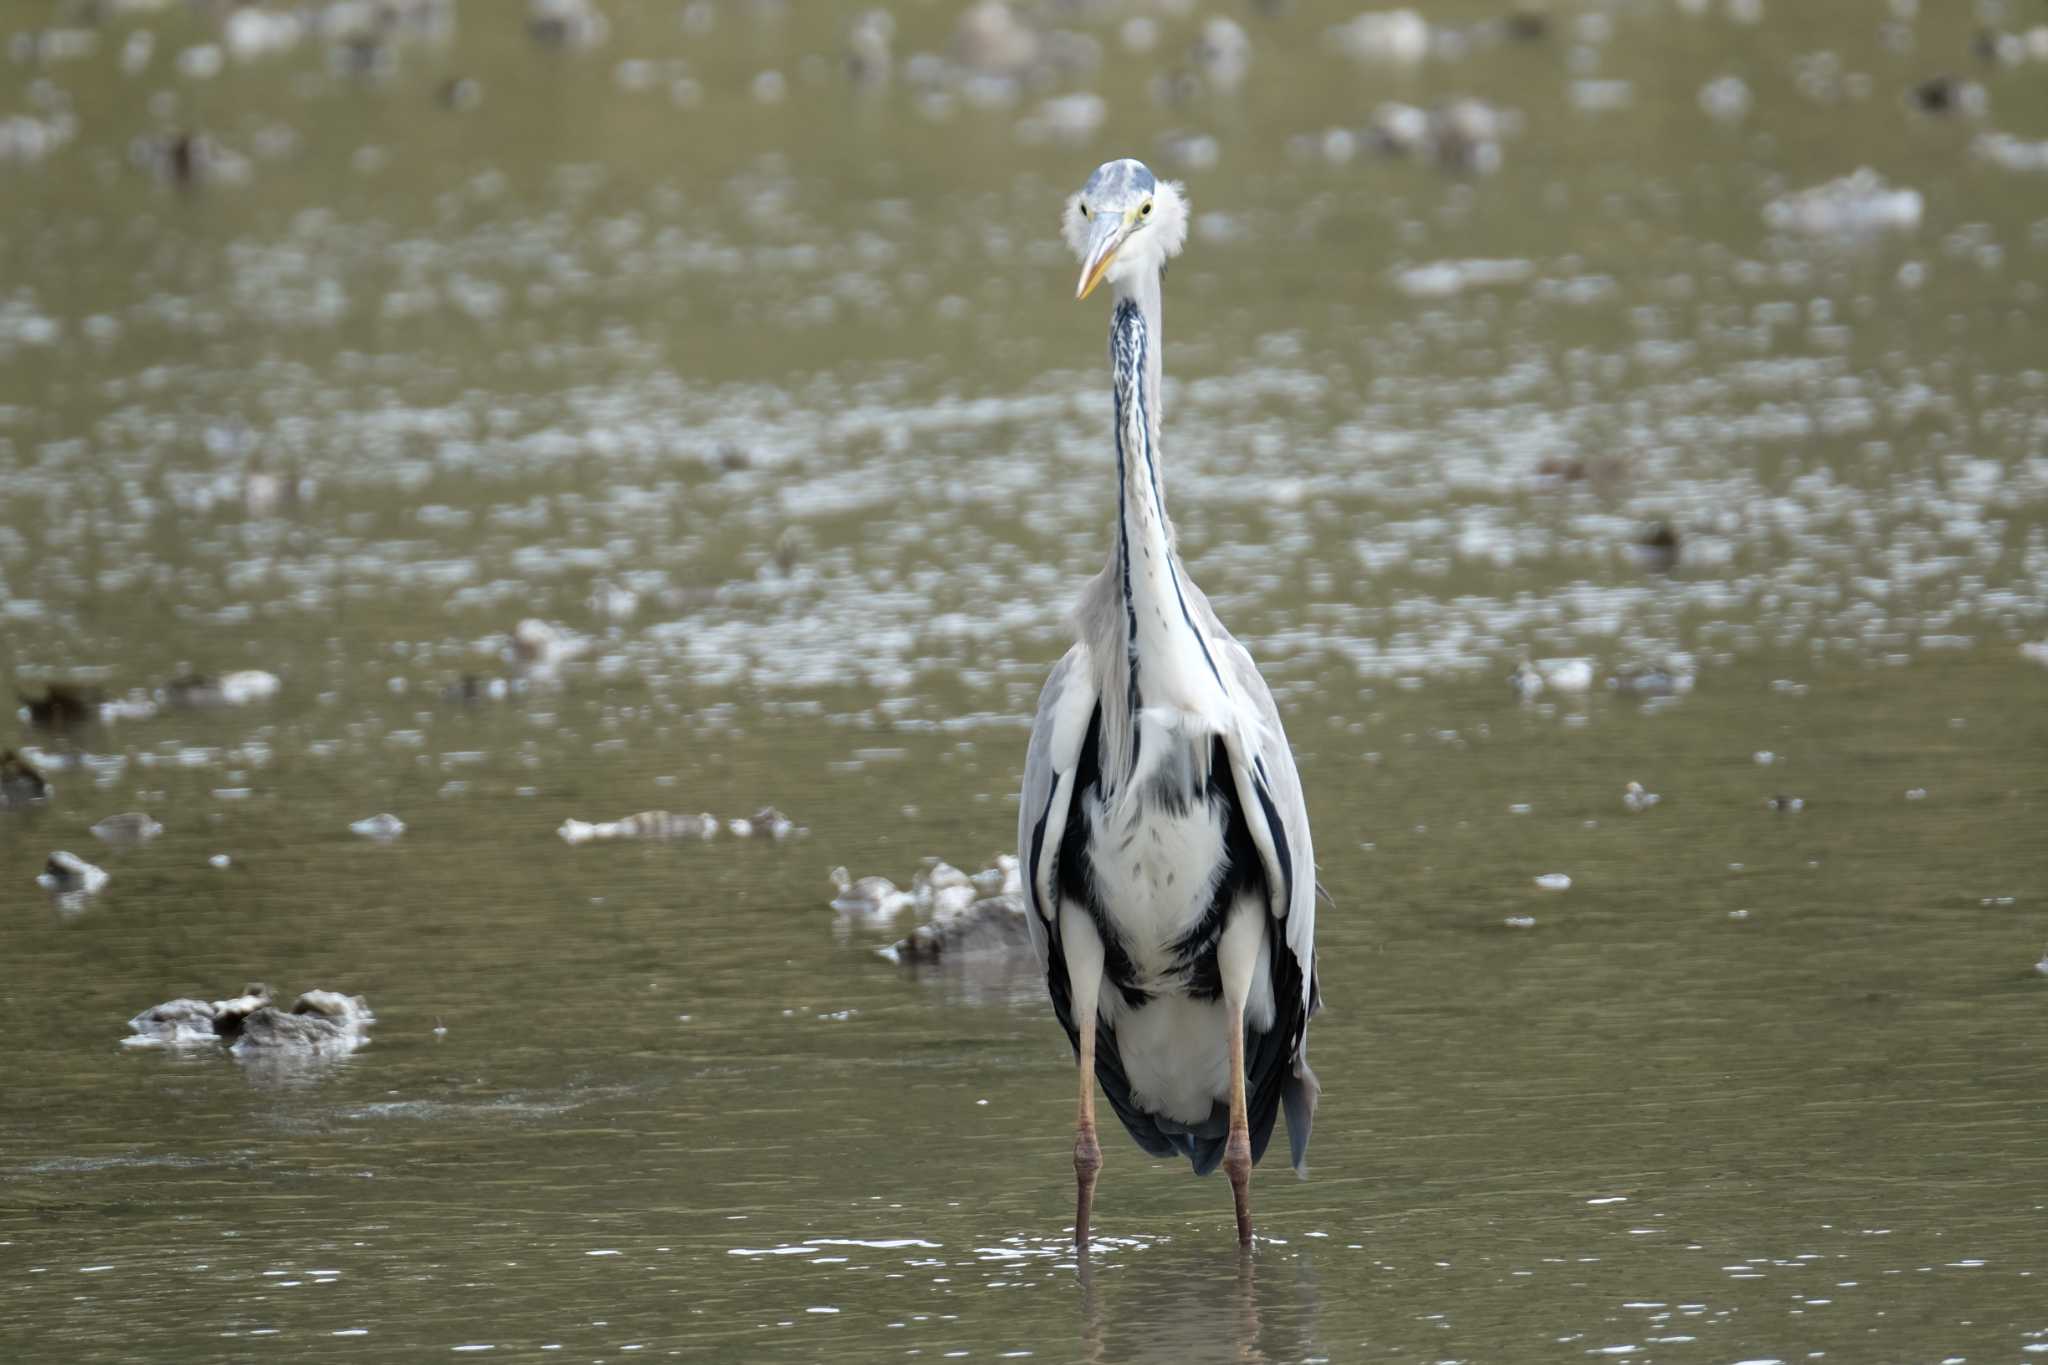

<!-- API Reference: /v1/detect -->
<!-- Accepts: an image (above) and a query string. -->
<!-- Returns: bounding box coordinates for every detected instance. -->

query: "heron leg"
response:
[1224,998,1253,1247]
[1074,1002,1103,1249]
[1218,902,1263,1248]
[1060,902,1108,1250]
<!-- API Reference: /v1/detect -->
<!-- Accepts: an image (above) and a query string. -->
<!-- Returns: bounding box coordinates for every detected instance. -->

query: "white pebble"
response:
[1698,74,1750,122]
[91,812,164,845]
[218,670,281,705]
[177,44,224,80]
[1539,658,1594,692]
[1534,873,1572,892]
[38,851,109,895]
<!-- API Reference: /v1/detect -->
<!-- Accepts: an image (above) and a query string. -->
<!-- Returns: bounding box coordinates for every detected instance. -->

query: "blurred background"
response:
[2,0,2046,1360]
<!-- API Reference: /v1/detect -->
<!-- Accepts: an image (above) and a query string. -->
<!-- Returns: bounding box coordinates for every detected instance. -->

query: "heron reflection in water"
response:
[1018,158,1322,1249]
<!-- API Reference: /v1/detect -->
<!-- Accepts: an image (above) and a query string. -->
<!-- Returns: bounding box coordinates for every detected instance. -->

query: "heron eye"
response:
[1080,203,1090,219]
[1141,201,1152,217]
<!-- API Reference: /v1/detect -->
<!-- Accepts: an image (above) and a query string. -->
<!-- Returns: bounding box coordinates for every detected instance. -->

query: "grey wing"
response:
[1213,624,1317,1007]
[1209,614,1323,1172]
[1016,643,1098,973]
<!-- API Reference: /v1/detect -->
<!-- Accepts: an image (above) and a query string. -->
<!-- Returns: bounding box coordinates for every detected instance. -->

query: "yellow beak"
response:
[1075,210,1134,301]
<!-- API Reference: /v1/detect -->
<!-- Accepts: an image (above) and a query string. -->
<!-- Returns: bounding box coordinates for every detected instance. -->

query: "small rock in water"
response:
[931,882,978,915]
[1,749,52,806]
[1190,16,1252,92]
[1698,73,1751,122]
[205,984,276,1042]
[1512,657,1593,698]
[1533,872,1572,891]
[830,866,913,917]
[1906,75,1985,117]
[2034,946,2048,977]
[1017,92,1106,144]
[97,692,159,723]
[233,990,376,1054]
[1628,522,1681,573]
[529,0,608,50]
[1904,787,1928,801]
[38,851,109,895]
[91,812,164,845]
[1538,659,1593,693]
[1609,665,1695,697]
[751,806,800,840]
[159,674,219,709]
[1363,97,1518,173]
[510,618,585,673]
[19,683,100,732]
[2022,641,2048,668]
[1326,9,1433,66]
[1622,781,1660,812]
[587,578,638,622]
[159,670,280,709]
[1763,168,1922,235]
[1389,257,1532,298]
[1766,794,1805,813]
[913,860,977,914]
[1503,915,1537,929]
[1628,658,1698,693]
[438,76,482,111]
[209,853,233,869]
[221,670,280,705]
[970,853,1021,895]
[953,0,1039,75]
[557,810,720,844]
[886,894,1032,963]
[350,813,406,840]
[125,995,232,1047]
[1753,750,1776,766]
[443,673,510,704]
[843,8,895,88]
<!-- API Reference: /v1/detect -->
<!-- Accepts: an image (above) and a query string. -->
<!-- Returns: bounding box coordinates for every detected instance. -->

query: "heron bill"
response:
[1075,211,1132,300]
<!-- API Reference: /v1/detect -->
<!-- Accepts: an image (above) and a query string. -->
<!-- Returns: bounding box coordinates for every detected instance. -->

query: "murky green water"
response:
[4,0,2047,1359]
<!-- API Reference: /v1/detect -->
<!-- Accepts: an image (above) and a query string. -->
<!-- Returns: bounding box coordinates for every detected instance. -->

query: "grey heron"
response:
[1018,158,1321,1249]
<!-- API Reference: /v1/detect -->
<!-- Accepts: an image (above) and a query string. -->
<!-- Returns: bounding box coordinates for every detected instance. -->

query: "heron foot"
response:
[1074,1129,1102,1248]
[1223,1130,1253,1247]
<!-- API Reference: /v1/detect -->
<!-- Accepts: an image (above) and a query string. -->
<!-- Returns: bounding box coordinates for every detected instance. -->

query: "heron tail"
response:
[1282,1054,1320,1178]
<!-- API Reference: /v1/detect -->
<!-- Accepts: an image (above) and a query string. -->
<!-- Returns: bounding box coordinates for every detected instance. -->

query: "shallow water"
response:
[4,1,2047,1360]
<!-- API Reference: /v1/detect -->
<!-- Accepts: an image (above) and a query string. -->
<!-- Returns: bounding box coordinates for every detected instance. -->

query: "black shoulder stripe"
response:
[1027,798,1055,921]
[1252,775,1293,918]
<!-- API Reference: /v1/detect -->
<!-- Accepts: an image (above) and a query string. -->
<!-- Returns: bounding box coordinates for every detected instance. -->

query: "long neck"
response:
[1101,286,1229,788]
[1109,295,1173,624]
[1118,266,1164,446]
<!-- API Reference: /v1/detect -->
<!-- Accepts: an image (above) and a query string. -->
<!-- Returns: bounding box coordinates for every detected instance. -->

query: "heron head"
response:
[1063,158,1188,301]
